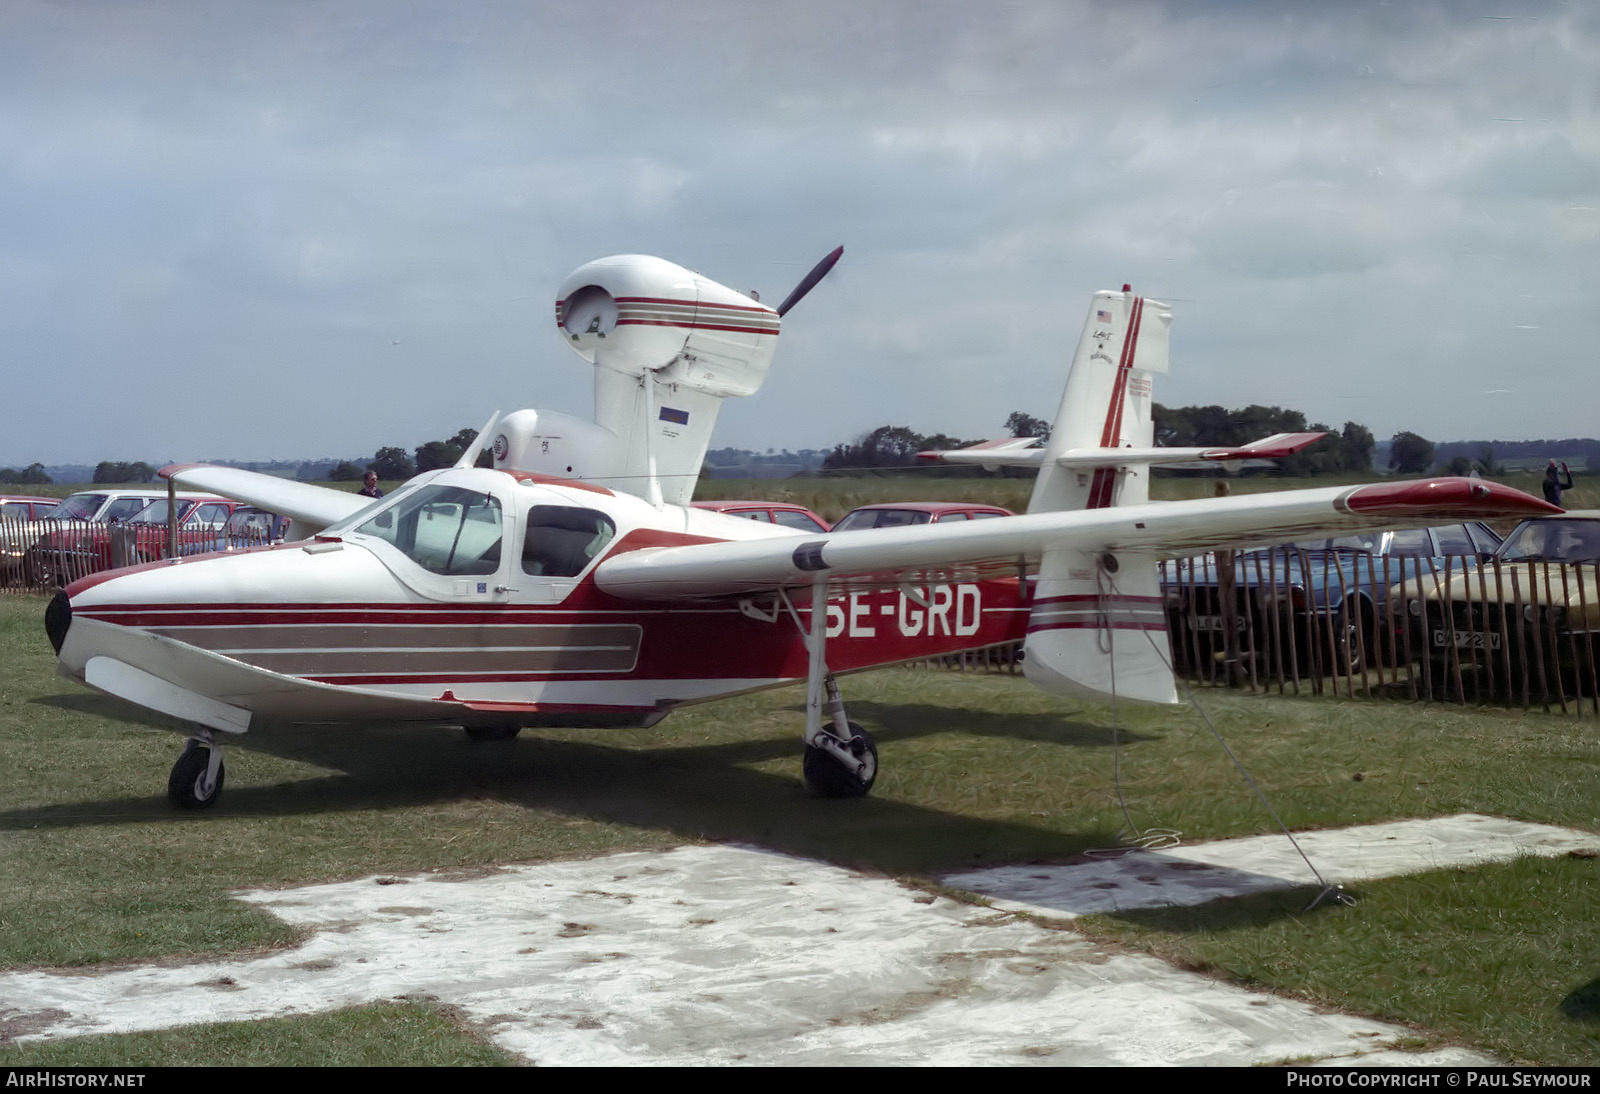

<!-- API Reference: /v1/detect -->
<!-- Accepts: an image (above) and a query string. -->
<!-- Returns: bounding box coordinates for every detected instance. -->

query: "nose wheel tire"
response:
[803,723,878,799]
[168,741,225,810]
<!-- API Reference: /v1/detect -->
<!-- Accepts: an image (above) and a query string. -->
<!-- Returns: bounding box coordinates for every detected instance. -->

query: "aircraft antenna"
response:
[775,246,844,317]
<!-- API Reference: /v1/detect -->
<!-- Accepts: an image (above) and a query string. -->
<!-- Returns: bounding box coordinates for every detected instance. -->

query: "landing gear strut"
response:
[168,729,225,810]
[789,578,879,799]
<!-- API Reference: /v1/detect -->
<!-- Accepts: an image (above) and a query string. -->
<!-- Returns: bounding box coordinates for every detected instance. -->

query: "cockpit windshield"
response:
[351,484,504,575]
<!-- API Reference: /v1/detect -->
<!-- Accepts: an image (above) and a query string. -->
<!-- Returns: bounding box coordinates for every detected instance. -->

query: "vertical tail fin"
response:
[1028,289,1172,515]
[1023,289,1179,706]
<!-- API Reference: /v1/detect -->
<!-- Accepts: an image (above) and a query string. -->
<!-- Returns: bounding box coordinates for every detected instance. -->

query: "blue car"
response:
[1163,522,1503,677]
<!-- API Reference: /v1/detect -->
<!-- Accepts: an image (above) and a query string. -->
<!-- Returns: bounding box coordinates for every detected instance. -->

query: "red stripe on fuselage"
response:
[615,319,779,336]
[612,295,775,315]
[73,581,1031,687]
[1086,295,1144,510]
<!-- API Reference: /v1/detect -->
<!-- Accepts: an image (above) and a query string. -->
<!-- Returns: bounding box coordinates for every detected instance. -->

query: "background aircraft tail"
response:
[1023,289,1179,704]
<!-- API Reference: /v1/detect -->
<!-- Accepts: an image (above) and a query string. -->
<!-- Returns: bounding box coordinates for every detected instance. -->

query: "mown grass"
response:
[1,592,1596,1063]
[0,1001,514,1067]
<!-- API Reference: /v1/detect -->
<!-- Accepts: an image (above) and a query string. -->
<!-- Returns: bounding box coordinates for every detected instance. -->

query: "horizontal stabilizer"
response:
[919,432,1327,470]
[917,437,1046,468]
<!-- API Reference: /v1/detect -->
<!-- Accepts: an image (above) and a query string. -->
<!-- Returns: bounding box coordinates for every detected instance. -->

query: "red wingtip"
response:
[1344,477,1562,518]
[158,463,204,480]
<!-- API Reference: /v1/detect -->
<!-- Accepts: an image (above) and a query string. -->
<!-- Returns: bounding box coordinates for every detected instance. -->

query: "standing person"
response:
[1543,460,1573,506]
[358,470,384,499]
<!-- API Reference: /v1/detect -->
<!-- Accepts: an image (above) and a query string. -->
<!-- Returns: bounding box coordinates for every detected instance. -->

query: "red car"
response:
[830,501,1014,532]
[0,495,60,521]
[29,496,245,585]
[690,500,831,533]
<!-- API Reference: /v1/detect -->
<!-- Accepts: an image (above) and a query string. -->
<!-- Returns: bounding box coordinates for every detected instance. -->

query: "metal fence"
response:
[0,515,275,594]
[1163,550,1600,714]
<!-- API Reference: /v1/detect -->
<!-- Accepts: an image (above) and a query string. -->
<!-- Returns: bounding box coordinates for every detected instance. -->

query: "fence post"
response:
[166,476,177,560]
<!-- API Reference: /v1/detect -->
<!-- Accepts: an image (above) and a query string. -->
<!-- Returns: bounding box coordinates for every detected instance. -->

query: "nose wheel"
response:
[168,732,225,809]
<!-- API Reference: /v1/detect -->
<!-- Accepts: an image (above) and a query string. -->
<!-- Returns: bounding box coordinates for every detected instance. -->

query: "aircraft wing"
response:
[596,477,1556,600]
[160,464,372,533]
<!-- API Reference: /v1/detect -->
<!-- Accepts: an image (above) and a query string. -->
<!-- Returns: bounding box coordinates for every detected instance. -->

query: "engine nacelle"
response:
[490,408,625,483]
[555,255,779,398]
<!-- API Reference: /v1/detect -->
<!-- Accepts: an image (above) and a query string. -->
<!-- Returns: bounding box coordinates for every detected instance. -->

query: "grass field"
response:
[0,591,1595,1065]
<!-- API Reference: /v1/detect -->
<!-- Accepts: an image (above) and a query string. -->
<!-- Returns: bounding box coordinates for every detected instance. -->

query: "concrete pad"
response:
[941,813,1600,919]
[0,840,1507,1066]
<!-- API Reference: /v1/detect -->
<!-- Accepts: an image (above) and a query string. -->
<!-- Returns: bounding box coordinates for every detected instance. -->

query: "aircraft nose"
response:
[45,590,71,654]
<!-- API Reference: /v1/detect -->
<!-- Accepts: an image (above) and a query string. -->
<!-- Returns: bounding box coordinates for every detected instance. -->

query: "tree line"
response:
[0,463,53,485]
[319,428,494,483]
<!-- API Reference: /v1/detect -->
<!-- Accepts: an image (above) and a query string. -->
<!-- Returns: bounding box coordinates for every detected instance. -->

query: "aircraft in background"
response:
[44,251,1557,809]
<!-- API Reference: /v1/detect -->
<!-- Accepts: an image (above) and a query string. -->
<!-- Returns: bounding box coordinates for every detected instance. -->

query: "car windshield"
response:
[1497,519,1600,562]
[129,500,184,525]
[226,510,276,540]
[56,494,107,520]
[1303,533,1381,553]
[832,509,932,532]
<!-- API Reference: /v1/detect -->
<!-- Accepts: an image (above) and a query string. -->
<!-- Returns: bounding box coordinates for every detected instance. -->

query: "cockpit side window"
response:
[522,506,616,577]
[353,485,504,575]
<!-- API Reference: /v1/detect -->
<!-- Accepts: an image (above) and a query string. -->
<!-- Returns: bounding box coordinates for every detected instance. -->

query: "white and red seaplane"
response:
[45,248,1556,808]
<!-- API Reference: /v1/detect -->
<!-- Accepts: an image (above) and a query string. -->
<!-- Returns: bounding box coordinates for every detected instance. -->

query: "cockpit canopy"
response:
[345,481,617,580]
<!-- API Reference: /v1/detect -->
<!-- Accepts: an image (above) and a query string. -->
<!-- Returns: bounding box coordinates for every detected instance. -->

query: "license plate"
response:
[1193,614,1247,633]
[1432,630,1502,650]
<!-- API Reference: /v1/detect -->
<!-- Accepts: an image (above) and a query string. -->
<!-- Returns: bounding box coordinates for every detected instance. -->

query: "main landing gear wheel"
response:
[463,724,521,742]
[803,723,878,799]
[168,740,224,810]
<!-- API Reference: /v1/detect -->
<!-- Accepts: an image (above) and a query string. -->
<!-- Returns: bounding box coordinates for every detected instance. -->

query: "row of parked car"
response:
[0,489,288,587]
[1162,512,1600,700]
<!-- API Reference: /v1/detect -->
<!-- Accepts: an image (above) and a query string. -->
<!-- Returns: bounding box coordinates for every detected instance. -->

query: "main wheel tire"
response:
[803,723,878,799]
[168,742,224,810]
[464,724,521,742]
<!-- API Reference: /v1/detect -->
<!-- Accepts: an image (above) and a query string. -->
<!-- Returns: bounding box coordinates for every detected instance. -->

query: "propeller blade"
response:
[775,245,844,317]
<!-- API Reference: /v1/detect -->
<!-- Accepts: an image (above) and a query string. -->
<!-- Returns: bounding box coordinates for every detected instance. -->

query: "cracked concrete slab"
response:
[0,822,1537,1066]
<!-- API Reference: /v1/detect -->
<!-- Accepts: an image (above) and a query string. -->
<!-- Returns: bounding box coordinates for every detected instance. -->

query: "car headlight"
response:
[1408,598,1423,618]
[1523,603,1570,627]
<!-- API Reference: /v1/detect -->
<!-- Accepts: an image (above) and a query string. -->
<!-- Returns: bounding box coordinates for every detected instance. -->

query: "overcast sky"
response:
[3,0,1596,467]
